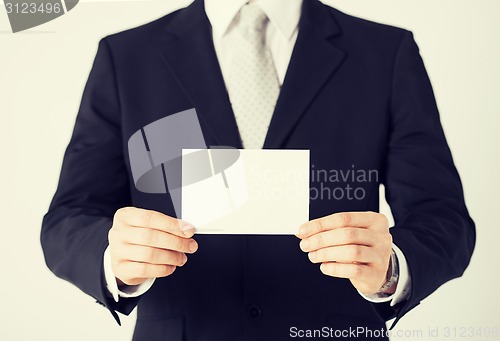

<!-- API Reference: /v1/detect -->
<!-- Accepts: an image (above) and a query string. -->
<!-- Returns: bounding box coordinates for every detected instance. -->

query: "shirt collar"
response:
[205,0,303,41]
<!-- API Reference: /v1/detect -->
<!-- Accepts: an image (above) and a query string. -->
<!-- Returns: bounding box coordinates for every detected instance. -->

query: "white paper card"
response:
[181,149,310,234]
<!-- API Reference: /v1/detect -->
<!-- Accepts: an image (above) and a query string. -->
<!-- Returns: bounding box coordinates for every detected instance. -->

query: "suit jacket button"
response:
[247,304,262,319]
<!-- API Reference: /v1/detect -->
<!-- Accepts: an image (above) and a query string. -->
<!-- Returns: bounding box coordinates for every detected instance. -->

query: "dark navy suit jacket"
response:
[41,0,475,340]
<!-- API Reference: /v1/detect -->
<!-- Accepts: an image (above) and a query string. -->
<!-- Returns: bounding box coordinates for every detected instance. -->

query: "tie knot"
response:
[238,3,268,37]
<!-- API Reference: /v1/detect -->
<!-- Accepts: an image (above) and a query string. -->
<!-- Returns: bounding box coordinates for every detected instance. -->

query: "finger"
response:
[319,262,376,282]
[122,226,198,253]
[124,244,188,266]
[299,228,375,252]
[308,245,376,264]
[298,212,387,238]
[115,207,194,237]
[119,261,177,280]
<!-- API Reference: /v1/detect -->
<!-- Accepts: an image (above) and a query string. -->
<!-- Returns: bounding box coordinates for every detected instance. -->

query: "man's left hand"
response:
[297,212,393,295]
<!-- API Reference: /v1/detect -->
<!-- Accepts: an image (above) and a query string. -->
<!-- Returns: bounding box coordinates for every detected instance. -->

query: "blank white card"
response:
[181,149,310,234]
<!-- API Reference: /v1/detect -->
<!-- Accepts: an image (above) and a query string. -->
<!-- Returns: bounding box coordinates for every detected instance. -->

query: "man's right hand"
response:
[108,207,198,286]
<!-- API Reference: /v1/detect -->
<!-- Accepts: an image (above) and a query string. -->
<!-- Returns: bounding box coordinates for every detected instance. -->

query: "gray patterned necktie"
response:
[225,3,280,149]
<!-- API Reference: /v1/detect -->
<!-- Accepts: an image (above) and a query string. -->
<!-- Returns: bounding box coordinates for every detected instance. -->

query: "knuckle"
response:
[115,207,131,221]
[141,210,154,227]
[168,252,180,265]
[174,237,185,251]
[316,219,326,232]
[168,218,179,232]
[142,247,155,262]
[314,235,323,249]
[145,229,156,246]
[350,245,361,259]
[140,229,154,246]
[370,213,379,225]
[344,228,356,243]
[340,213,351,226]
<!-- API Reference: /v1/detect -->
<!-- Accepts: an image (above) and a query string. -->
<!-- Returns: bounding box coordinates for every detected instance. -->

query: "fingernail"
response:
[300,239,309,251]
[182,253,188,264]
[180,221,195,236]
[188,240,198,253]
[183,227,195,237]
[299,225,308,236]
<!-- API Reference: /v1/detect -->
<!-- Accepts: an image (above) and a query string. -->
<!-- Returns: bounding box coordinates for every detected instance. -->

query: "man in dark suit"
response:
[41,0,475,340]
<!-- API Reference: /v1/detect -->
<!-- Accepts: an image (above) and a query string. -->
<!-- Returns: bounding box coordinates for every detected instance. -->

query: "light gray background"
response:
[1,0,499,340]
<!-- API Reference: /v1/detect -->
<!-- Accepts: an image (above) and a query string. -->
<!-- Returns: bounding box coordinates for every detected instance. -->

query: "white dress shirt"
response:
[104,0,411,308]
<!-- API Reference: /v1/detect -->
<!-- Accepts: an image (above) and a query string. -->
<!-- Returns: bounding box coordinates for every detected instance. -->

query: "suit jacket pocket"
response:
[132,314,184,341]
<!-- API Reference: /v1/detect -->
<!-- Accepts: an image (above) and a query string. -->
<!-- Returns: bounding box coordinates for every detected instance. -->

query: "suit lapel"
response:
[160,0,243,148]
[263,0,346,149]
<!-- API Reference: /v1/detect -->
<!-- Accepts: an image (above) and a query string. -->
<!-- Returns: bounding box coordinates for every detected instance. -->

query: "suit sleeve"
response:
[41,38,139,323]
[374,31,476,326]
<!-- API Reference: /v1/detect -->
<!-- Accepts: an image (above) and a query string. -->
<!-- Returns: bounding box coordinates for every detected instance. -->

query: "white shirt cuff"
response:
[358,243,412,306]
[103,246,155,303]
